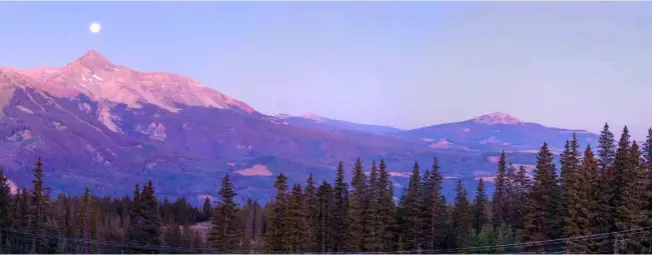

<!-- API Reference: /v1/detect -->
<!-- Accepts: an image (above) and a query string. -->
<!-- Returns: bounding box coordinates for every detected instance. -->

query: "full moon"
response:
[89,22,102,34]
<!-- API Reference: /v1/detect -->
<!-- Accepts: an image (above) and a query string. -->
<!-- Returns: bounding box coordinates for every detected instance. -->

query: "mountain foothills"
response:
[0,50,600,202]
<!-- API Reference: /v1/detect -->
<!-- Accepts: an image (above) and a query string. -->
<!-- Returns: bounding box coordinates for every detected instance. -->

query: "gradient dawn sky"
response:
[1,2,651,139]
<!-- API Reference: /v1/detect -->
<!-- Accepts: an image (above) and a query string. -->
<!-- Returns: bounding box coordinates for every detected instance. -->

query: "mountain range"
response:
[0,50,599,202]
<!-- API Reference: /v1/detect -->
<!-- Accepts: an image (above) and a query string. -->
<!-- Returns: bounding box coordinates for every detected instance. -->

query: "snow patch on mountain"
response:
[16,105,33,114]
[98,106,122,133]
[300,112,327,122]
[429,139,453,149]
[235,164,273,176]
[472,112,523,125]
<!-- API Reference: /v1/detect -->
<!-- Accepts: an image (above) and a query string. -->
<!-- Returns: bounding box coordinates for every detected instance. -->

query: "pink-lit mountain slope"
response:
[0,50,255,116]
[0,50,477,201]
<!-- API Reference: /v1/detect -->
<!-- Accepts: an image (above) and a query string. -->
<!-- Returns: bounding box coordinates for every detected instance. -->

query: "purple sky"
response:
[1,2,651,139]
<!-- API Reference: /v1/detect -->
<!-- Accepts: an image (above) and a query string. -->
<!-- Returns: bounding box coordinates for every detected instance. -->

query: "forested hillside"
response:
[0,123,650,254]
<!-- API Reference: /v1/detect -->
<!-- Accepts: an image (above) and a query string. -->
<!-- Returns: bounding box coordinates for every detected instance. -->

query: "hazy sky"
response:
[1,2,651,139]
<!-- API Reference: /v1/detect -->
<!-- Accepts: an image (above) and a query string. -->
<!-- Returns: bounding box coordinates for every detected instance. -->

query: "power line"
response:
[412,226,652,254]
[1,224,650,254]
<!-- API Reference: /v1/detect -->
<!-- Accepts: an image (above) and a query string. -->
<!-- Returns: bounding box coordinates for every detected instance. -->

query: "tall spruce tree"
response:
[264,173,289,252]
[364,161,380,252]
[316,181,335,252]
[141,181,162,248]
[643,128,652,215]
[127,184,145,248]
[0,169,11,252]
[451,179,472,249]
[202,197,211,222]
[285,184,309,252]
[596,123,617,253]
[304,173,319,252]
[598,123,616,173]
[510,165,530,239]
[78,188,91,253]
[472,179,488,233]
[611,127,649,253]
[492,151,508,227]
[564,144,598,253]
[209,174,241,252]
[402,162,424,251]
[332,161,349,252]
[346,158,366,251]
[421,168,433,250]
[0,170,12,227]
[504,162,516,233]
[377,158,396,252]
[522,142,561,252]
[30,157,48,253]
[425,157,447,250]
[561,134,581,240]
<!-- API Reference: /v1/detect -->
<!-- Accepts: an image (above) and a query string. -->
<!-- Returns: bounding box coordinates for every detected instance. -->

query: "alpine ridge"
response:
[0,50,256,116]
[0,50,599,203]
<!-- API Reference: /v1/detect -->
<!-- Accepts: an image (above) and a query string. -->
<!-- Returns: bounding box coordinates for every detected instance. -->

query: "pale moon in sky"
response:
[89,22,102,34]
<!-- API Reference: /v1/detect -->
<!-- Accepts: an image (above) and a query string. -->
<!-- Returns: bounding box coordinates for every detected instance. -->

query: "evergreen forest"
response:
[0,123,651,254]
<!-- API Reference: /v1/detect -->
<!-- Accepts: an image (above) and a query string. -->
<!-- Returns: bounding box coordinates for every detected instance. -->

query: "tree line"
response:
[0,123,651,253]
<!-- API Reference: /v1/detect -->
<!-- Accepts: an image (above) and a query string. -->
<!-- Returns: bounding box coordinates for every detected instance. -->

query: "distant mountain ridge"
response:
[398,112,599,153]
[0,50,598,202]
[275,113,404,135]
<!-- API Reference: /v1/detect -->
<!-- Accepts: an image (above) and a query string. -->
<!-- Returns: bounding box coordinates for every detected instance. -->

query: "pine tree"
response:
[285,184,309,252]
[78,188,91,253]
[141,181,162,248]
[402,162,424,251]
[377,158,396,252]
[643,128,652,216]
[364,161,380,252]
[425,157,447,250]
[209,174,241,252]
[202,197,211,222]
[0,169,11,253]
[596,123,617,253]
[504,162,516,233]
[264,173,289,252]
[451,179,472,249]
[472,179,488,233]
[611,127,649,253]
[346,158,366,252]
[304,173,319,252]
[563,144,598,253]
[127,184,144,246]
[0,170,12,227]
[316,181,335,252]
[19,187,29,228]
[598,123,616,173]
[561,134,581,240]
[332,161,349,252]
[492,151,508,227]
[30,157,48,253]
[522,142,561,252]
[511,165,530,232]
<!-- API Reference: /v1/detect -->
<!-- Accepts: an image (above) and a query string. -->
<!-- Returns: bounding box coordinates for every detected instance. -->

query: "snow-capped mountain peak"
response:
[300,112,327,122]
[472,112,523,125]
[3,50,256,114]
